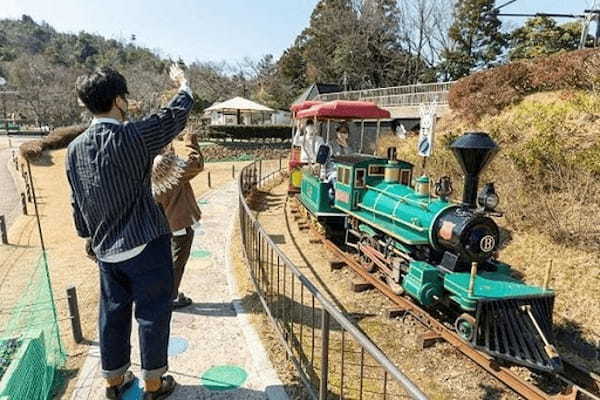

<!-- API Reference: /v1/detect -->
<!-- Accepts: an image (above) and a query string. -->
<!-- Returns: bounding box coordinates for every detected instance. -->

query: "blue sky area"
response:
[1,0,596,64]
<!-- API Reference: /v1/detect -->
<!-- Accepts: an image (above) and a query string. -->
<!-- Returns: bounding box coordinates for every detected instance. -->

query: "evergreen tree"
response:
[441,0,506,80]
[302,0,358,84]
[508,17,587,60]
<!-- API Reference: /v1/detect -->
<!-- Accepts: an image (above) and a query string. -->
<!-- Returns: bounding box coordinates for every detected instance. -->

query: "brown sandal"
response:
[105,370,135,400]
[143,375,176,400]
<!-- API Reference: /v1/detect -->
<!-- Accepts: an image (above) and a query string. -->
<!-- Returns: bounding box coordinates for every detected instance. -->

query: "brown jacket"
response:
[155,133,204,232]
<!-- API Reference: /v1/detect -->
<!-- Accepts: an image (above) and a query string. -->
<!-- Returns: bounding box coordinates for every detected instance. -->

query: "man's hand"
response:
[169,63,187,87]
[85,238,96,262]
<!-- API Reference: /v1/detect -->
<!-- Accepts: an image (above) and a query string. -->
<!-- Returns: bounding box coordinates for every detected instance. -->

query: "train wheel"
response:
[358,237,377,273]
[454,313,476,342]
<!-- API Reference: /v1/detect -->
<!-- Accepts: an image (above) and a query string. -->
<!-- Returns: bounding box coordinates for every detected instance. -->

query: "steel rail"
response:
[238,160,429,400]
[313,228,600,400]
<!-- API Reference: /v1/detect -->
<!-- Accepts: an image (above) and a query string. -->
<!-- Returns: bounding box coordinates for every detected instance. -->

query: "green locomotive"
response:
[298,131,561,373]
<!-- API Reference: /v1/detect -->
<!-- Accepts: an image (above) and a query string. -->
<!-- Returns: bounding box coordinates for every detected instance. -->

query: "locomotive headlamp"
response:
[478,183,499,211]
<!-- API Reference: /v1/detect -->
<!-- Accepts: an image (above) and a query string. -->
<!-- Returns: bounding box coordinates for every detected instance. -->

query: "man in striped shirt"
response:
[66,64,193,400]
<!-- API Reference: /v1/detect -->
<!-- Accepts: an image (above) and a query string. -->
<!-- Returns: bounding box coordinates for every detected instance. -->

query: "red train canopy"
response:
[296,100,390,120]
[290,100,322,113]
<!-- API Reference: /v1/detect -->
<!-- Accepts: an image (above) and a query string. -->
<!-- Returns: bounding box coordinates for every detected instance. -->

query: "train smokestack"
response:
[450,132,498,208]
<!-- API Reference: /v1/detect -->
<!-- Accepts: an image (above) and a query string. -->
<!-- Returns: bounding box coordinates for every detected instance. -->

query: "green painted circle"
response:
[201,365,248,391]
[191,249,211,258]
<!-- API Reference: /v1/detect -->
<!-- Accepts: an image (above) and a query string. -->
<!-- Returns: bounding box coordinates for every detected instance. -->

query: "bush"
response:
[449,49,600,121]
[208,125,292,141]
[42,124,87,150]
[19,140,44,160]
[19,124,87,160]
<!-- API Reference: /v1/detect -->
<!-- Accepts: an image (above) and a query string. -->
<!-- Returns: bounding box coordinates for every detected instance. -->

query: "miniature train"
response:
[293,124,561,373]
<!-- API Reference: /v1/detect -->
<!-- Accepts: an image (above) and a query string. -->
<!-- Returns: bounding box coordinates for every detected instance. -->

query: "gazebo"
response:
[205,96,274,125]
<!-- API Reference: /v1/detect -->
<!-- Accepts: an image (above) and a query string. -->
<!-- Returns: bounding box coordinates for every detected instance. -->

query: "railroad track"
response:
[288,198,600,400]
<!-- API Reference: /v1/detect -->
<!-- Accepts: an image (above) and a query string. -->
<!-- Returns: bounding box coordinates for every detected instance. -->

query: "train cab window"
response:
[400,169,412,186]
[355,169,366,188]
[337,167,350,185]
[368,165,385,176]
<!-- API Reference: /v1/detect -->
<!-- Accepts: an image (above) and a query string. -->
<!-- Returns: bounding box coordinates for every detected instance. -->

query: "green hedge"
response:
[208,125,292,141]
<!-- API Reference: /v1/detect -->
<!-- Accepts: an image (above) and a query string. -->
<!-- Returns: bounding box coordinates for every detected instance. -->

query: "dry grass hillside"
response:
[377,89,600,371]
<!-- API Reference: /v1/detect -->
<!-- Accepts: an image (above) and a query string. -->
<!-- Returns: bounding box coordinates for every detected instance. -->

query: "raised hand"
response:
[169,63,187,87]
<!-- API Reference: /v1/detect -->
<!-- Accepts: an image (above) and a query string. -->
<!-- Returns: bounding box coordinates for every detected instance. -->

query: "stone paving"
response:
[0,146,20,230]
[71,182,288,400]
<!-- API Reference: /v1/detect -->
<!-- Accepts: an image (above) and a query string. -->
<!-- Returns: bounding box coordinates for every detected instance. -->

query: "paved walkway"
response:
[0,142,23,230]
[71,182,288,400]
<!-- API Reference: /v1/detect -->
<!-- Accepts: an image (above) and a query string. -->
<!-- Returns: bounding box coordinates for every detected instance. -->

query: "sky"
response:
[1,0,596,64]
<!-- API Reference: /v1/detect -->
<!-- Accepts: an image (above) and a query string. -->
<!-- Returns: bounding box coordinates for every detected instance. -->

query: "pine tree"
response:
[441,0,506,80]
[508,17,587,60]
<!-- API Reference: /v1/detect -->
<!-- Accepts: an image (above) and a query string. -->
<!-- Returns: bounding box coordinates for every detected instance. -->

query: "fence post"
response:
[67,286,83,343]
[207,171,212,188]
[259,160,263,182]
[21,193,27,215]
[0,215,7,244]
[232,164,235,179]
[279,157,282,171]
[319,310,330,400]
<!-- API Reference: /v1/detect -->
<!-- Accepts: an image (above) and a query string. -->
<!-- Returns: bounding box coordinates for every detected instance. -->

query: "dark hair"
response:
[76,67,129,114]
[306,119,314,126]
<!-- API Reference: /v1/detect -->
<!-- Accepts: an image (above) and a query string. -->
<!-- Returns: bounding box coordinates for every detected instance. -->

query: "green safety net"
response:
[0,253,65,400]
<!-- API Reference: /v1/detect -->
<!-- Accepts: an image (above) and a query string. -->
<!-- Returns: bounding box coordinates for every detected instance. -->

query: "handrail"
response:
[316,81,455,106]
[237,159,428,400]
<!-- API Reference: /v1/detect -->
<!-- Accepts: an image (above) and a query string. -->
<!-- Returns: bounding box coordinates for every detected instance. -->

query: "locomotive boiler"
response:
[298,131,562,373]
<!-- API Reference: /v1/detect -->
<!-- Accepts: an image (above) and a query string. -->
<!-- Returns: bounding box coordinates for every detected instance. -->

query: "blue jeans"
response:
[98,234,174,380]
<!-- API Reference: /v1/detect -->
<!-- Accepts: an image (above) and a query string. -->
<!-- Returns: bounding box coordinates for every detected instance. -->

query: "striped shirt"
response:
[66,89,194,261]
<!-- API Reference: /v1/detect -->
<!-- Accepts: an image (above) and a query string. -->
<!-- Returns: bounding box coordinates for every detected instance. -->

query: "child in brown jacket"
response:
[152,131,204,308]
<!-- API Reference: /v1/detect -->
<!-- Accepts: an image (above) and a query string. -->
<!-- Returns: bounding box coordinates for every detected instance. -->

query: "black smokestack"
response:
[450,132,499,208]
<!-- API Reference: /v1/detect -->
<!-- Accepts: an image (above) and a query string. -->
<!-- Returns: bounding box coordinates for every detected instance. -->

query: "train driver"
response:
[323,123,356,203]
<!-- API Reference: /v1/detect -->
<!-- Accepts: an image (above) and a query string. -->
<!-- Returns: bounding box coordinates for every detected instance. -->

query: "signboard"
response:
[417,105,436,157]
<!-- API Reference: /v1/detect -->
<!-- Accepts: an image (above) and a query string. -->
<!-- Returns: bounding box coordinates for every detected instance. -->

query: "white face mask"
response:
[305,124,316,138]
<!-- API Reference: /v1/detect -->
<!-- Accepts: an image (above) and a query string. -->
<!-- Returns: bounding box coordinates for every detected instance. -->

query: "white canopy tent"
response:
[206,96,274,125]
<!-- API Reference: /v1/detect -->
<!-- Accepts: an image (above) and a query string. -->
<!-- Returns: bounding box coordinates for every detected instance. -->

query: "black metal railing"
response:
[238,159,427,400]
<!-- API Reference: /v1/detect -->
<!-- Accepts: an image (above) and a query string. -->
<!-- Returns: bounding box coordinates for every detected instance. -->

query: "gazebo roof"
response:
[205,97,274,112]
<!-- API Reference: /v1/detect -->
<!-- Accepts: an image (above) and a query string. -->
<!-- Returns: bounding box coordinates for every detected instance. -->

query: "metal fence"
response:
[316,82,454,108]
[238,160,427,400]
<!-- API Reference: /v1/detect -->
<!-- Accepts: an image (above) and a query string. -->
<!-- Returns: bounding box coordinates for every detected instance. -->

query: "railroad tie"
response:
[350,277,374,293]
[329,259,346,271]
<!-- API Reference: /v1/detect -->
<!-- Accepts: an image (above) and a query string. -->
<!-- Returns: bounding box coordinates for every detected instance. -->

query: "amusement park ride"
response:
[287,99,562,373]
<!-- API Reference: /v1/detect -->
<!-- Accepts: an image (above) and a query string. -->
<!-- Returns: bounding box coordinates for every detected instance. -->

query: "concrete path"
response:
[0,137,32,230]
[71,182,288,400]
[0,147,20,229]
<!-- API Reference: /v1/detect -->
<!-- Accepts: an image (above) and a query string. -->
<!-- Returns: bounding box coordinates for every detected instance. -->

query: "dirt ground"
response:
[240,178,599,399]
[0,141,252,399]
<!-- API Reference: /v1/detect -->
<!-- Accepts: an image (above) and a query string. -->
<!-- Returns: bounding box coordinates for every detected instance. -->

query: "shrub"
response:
[19,140,44,160]
[449,49,600,121]
[19,124,87,160]
[208,125,292,141]
[42,124,87,150]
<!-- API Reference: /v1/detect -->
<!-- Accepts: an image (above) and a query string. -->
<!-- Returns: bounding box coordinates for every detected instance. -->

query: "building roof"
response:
[205,97,274,112]
[293,83,342,105]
